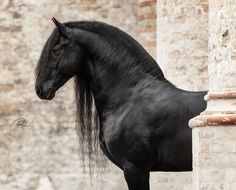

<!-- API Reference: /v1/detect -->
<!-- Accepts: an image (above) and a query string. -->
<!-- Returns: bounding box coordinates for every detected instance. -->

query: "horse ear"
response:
[52,17,68,37]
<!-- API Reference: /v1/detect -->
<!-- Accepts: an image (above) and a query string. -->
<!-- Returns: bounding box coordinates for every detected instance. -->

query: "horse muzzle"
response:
[35,84,55,100]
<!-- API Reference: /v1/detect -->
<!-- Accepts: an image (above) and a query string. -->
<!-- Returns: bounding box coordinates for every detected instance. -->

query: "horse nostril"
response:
[36,86,42,96]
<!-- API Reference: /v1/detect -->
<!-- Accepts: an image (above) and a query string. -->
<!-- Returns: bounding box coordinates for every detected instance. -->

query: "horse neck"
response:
[72,25,165,113]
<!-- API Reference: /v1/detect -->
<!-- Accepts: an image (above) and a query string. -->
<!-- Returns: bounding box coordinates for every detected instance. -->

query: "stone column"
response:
[138,0,156,58]
[189,1,236,189]
[156,0,208,90]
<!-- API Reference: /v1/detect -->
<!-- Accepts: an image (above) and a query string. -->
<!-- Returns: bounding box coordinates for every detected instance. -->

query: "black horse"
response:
[35,18,207,190]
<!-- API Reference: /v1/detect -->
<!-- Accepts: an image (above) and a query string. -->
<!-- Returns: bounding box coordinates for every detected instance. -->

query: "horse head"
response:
[35,18,87,100]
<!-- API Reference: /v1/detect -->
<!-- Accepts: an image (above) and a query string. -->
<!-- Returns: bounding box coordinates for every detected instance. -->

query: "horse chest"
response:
[100,112,155,167]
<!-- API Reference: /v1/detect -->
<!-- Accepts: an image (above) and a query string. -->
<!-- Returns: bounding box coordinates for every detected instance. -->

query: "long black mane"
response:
[74,70,103,172]
[65,21,166,80]
[69,21,170,171]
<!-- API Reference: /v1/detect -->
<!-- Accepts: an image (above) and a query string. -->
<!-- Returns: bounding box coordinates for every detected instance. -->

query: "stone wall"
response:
[157,0,209,91]
[189,0,236,189]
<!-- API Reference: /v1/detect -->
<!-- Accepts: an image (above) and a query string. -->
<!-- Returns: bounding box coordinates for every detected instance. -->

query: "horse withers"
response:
[35,18,207,190]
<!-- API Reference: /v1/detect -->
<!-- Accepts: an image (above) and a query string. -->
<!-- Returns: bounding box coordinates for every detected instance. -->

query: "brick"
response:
[0,84,14,92]
[0,102,18,116]
[202,4,209,12]
[142,40,156,47]
[139,0,156,8]
[138,14,145,21]
[138,27,156,33]
[146,12,157,19]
